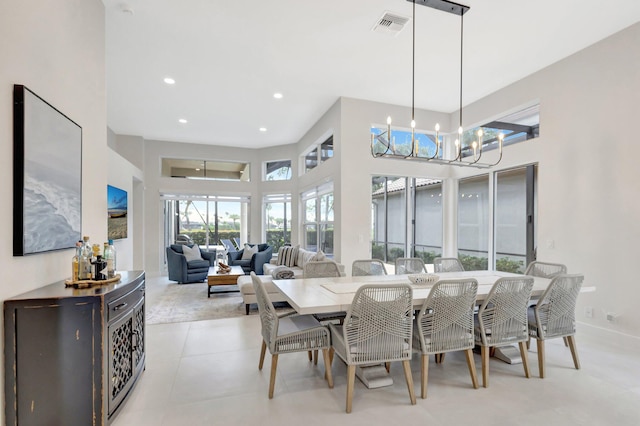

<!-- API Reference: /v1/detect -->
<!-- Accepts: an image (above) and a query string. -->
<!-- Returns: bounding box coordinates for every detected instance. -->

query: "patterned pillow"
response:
[241,244,258,260]
[277,246,298,267]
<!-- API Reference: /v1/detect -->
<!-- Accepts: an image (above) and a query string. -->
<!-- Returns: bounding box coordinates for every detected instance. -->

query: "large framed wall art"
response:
[13,85,82,256]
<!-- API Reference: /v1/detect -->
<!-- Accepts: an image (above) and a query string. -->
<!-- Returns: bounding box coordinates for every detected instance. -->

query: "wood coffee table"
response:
[207,265,245,297]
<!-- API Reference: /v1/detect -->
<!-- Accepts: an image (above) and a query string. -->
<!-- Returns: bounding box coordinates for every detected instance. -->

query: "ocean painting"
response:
[108,185,128,240]
[14,85,82,255]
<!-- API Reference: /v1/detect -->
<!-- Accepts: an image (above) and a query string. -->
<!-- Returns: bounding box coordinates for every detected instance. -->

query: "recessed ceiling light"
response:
[273,93,283,99]
[164,77,176,85]
[178,118,187,124]
[259,127,267,132]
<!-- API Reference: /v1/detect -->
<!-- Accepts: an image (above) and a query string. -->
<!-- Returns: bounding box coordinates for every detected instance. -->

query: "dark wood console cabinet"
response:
[4,270,145,425]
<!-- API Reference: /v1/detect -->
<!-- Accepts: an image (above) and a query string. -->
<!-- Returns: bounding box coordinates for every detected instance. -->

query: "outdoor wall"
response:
[0,0,106,423]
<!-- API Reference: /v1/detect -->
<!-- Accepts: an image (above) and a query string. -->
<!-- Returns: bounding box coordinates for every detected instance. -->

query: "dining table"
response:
[272,270,595,388]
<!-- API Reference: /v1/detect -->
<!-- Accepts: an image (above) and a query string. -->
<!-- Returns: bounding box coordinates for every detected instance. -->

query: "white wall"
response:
[0,0,105,423]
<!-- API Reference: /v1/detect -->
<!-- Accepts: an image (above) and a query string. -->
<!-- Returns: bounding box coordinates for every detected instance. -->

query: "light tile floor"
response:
[112,277,640,426]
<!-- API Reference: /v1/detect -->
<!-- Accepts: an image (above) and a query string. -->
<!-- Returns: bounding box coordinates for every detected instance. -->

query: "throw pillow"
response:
[310,250,326,262]
[277,246,298,267]
[182,244,203,262]
[241,244,258,260]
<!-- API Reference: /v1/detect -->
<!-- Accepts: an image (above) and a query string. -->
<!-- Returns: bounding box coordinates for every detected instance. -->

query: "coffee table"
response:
[207,265,245,297]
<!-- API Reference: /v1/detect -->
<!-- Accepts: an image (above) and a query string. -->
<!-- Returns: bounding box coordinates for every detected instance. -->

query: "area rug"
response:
[146,283,248,324]
[146,281,293,325]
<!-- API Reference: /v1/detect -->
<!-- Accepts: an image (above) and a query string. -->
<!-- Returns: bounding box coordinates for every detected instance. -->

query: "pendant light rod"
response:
[407,0,469,16]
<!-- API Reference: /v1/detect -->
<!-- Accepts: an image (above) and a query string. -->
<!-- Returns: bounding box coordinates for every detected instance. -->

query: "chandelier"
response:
[371,0,504,169]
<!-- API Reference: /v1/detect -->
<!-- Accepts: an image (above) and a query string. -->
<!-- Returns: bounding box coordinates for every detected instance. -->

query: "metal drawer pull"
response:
[113,302,128,311]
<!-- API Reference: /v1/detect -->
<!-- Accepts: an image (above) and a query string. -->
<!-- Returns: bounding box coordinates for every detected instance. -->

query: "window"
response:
[372,176,443,267]
[412,178,443,264]
[162,194,250,253]
[264,194,291,251]
[460,104,539,158]
[161,159,250,182]
[457,165,537,272]
[301,183,333,255]
[457,176,490,270]
[495,166,536,273]
[303,134,333,174]
[371,177,406,264]
[264,160,291,181]
[370,127,440,158]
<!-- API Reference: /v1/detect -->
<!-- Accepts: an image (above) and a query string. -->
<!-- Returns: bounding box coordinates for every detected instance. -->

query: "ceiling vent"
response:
[372,11,410,36]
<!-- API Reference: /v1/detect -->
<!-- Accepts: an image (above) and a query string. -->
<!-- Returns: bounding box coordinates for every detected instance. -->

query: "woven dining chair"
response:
[475,276,534,387]
[303,260,342,278]
[395,257,427,274]
[328,284,416,413]
[528,274,584,378]
[414,279,479,398]
[351,259,388,276]
[433,257,465,273]
[251,272,333,398]
[304,260,346,341]
[525,261,567,278]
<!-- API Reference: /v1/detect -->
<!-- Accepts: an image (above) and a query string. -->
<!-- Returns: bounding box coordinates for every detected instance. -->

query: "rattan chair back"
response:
[395,257,427,274]
[351,259,388,276]
[433,257,465,273]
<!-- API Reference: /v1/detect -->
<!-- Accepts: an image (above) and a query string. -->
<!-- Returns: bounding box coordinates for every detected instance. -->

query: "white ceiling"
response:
[104,0,640,149]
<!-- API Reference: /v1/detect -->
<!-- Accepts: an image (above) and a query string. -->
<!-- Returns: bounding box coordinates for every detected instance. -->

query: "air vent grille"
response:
[372,11,410,35]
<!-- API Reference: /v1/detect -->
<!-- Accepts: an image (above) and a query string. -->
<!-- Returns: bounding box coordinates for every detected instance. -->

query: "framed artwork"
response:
[107,184,128,240]
[13,85,82,256]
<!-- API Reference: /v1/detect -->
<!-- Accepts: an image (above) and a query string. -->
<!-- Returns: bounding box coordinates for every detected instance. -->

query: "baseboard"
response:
[577,321,640,352]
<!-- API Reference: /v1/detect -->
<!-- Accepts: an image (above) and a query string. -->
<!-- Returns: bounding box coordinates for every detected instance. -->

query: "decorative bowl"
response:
[408,274,439,285]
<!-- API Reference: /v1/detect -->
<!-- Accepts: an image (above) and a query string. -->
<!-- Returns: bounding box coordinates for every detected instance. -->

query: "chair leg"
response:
[259,340,267,370]
[308,351,313,362]
[421,354,429,399]
[536,339,545,378]
[563,336,569,347]
[268,354,279,399]
[402,360,417,406]
[322,349,334,388]
[245,304,250,315]
[526,337,530,350]
[314,349,318,365]
[464,349,479,389]
[385,362,391,373]
[519,341,531,378]
[566,335,581,370]
[346,365,356,413]
[481,345,489,388]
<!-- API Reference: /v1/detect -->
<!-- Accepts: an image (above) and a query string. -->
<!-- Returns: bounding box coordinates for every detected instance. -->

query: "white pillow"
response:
[182,245,203,262]
[310,250,326,262]
[241,244,258,260]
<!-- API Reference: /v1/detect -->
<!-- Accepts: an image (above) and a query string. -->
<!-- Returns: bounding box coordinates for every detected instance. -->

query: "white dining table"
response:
[273,270,597,315]
[272,270,595,388]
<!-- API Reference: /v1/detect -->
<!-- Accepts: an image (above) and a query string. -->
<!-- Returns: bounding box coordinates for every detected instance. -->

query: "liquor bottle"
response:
[108,239,117,275]
[94,255,107,281]
[71,240,82,281]
[103,241,116,279]
[79,236,93,280]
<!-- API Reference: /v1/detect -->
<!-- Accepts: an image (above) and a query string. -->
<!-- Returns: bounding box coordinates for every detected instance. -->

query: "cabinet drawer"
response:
[108,283,144,323]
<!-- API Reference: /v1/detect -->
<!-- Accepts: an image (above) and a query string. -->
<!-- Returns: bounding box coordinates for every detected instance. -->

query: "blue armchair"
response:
[166,244,215,283]
[228,243,272,275]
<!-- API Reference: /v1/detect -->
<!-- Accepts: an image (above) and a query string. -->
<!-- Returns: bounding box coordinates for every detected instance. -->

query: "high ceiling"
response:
[104,0,640,149]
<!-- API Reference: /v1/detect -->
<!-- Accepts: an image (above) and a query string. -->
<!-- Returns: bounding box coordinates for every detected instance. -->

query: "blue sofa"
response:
[166,244,216,283]
[228,243,272,275]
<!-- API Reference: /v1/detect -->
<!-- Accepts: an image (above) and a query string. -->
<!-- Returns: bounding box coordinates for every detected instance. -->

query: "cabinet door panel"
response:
[15,301,97,425]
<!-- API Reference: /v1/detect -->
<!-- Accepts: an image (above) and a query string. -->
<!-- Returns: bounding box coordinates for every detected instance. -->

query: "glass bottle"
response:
[79,236,92,280]
[71,240,82,281]
[103,241,116,279]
